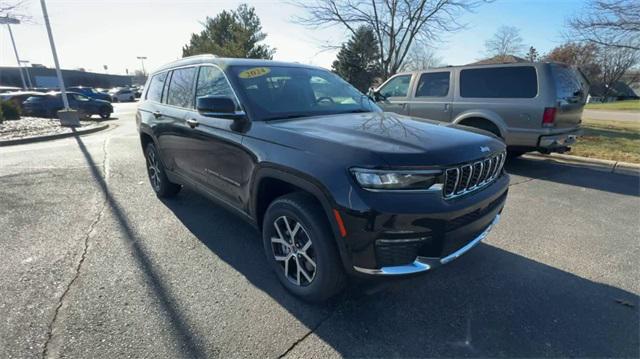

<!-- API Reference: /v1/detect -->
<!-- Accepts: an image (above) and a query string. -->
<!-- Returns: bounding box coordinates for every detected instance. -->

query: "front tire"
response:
[262,193,346,302]
[99,108,111,119]
[144,143,181,198]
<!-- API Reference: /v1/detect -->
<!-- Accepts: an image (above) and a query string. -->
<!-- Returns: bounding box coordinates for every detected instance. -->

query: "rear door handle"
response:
[153,111,162,119]
[186,118,199,128]
[444,103,450,111]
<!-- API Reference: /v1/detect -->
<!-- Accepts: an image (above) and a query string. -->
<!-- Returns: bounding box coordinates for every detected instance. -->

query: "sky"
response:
[1,0,588,75]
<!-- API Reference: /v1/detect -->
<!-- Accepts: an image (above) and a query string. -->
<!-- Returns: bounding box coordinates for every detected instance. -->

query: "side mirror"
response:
[196,96,244,120]
[368,89,386,102]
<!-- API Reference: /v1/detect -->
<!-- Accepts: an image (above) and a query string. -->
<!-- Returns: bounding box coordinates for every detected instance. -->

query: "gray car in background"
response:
[373,62,588,157]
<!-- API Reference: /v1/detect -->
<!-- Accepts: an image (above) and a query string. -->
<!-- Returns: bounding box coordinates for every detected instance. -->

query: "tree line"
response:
[181,0,639,97]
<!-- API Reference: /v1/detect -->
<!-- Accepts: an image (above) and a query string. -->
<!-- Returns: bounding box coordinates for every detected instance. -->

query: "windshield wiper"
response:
[263,114,311,121]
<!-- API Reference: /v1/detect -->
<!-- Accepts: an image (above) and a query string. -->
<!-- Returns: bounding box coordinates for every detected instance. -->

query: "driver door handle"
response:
[153,111,162,119]
[186,118,199,128]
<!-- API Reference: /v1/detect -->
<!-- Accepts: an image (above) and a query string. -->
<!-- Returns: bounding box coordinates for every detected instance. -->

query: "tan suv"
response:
[373,62,588,157]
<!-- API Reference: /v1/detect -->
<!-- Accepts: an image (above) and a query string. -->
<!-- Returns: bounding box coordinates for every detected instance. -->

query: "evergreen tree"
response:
[525,46,539,62]
[182,4,275,59]
[332,26,381,92]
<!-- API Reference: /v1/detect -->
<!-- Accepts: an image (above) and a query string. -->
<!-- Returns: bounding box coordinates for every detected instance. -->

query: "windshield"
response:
[229,65,380,121]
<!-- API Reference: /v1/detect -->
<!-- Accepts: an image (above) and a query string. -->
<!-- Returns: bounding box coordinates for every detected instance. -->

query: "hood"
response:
[264,112,505,167]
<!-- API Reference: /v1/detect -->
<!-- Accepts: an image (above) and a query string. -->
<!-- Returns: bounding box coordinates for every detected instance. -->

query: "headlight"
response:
[351,168,443,191]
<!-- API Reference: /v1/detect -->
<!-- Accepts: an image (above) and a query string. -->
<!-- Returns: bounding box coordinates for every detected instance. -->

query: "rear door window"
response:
[460,66,538,98]
[166,67,197,108]
[379,75,411,98]
[415,72,450,97]
[146,72,167,102]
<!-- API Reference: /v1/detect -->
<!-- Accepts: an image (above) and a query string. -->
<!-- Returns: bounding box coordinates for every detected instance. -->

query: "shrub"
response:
[0,100,20,121]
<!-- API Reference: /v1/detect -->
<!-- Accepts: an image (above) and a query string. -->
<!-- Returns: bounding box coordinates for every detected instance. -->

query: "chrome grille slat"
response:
[443,151,506,199]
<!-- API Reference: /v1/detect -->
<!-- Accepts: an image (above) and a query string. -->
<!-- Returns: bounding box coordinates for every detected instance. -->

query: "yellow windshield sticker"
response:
[238,67,270,79]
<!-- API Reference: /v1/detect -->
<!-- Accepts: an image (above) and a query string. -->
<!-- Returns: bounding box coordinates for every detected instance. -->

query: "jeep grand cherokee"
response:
[137,55,509,301]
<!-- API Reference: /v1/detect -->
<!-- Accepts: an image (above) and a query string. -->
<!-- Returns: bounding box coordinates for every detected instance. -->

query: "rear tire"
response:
[262,192,346,302]
[144,143,181,198]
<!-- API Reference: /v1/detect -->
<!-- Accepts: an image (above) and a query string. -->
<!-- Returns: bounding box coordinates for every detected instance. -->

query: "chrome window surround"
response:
[443,152,506,200]
[353,214,500,275]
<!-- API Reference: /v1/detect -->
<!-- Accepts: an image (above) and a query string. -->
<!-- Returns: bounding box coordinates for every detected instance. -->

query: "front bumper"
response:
[338,173,509,276]
[354,214,500,275]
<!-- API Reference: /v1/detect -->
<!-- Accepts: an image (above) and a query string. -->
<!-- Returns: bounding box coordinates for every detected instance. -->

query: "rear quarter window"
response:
[146,72,168,102]
[551,64,588,104]
[460,66,538,98]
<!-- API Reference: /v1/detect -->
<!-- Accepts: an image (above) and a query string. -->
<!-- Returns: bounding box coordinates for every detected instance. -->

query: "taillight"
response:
[542,107,556,127]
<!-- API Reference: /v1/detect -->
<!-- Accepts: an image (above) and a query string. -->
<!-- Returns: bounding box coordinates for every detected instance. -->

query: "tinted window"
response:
[379,75,411,98]
[229,65,379,121]
[551,64,588,104]
[166,67,197,108]
[196,66,236,104]
[460,66,537,98]
[415,72,450,97]
[71,94,90,101]
[146,72,167,102]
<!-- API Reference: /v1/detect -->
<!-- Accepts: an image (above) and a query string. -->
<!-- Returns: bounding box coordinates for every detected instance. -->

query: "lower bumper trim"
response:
[353,214,500,275]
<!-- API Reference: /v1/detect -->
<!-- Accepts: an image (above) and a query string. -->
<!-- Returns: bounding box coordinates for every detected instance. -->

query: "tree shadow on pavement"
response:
[505,157,640,196]
[163,187,639,358]
[72,134,207,358]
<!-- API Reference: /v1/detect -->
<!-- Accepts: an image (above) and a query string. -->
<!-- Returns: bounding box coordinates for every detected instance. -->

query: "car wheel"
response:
[112,97,119,103]
[263,192,346,302]
[145,143,181,198]
[99,108,111,119]
[129,96,134,102]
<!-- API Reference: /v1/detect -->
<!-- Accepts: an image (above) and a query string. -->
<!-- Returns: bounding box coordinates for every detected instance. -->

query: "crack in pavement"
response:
[40,137,111,359]
[277,307,339,359]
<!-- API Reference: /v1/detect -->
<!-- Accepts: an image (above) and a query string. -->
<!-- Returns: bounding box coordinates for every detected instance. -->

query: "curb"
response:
[523,153,640,176]
[0,123,110,147]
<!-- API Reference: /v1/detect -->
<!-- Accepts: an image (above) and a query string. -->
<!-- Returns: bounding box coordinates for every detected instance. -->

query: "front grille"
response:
[443,152,506,199]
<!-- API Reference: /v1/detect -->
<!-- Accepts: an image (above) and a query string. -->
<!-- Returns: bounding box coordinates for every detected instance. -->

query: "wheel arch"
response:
[251,166,353,271]
[453,110,506,138]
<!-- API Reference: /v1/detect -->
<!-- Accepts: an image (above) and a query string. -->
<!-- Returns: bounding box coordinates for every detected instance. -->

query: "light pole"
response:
[137,56,147,75]
[40,0,79,126]
[0,16,27,90]
[18,60,33,88]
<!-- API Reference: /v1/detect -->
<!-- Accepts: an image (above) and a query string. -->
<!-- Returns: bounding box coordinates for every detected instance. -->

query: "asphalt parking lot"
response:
[1,103,638,358]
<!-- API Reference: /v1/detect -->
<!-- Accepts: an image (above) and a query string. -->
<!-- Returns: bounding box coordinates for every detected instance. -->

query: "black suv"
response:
[137,55,509,301]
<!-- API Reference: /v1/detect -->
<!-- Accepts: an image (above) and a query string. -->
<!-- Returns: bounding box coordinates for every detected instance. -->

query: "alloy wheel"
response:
[271,215,317,286]
[147,148,161,191]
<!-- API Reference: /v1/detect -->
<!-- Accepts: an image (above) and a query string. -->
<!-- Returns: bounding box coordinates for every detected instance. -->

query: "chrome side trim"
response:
[353,214,500,275]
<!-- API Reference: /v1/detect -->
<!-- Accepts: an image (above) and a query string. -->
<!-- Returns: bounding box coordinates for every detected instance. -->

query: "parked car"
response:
[372,62,588,157]
[67,86,112,102]
[133,85,143,98]
[0,91,45,111]
[137,56,509,301]
[22,92,113,119]
[109,88,136,102]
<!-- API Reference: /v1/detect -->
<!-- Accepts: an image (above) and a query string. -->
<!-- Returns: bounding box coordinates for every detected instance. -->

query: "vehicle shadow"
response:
[505,156,640,196]
[163,187,639,358]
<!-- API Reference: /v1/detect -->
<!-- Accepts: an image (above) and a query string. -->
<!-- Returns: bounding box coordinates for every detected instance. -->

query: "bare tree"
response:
[400,46,443,71]
[484,26,525,60]
[568,0,640,51]
[0,1,29,21]
[597,45,639,96]
[293,0,486,78]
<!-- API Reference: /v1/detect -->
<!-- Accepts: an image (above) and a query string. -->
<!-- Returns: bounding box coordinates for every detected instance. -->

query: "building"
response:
[0,66,132,89]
